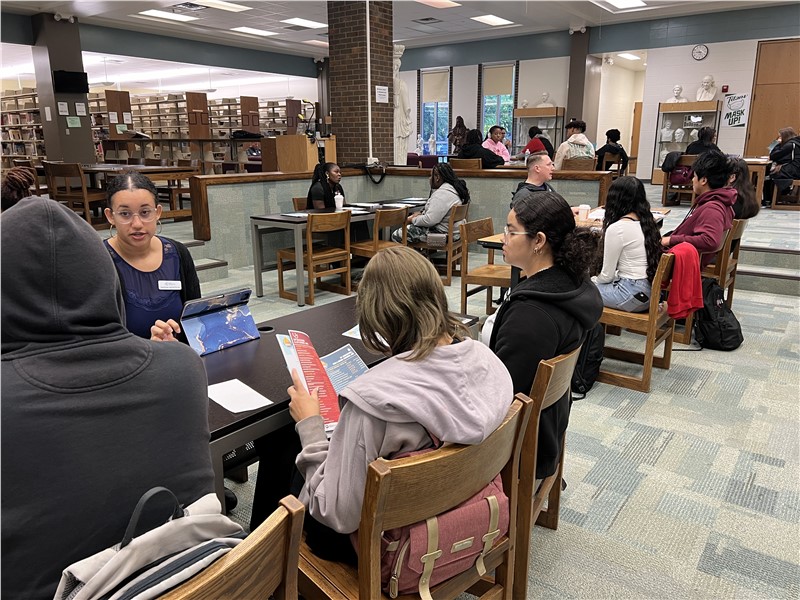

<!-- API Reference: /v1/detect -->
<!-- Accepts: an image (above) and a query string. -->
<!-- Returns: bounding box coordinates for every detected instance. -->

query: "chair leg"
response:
[485,286,493,316]
[640,330,657,393]
[537,440,565,530]
[307,263,315,306]
[443,248,453,287]
[461,281,468,315]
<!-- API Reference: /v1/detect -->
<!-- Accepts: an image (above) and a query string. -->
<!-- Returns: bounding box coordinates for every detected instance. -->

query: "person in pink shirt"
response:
[482,125,511,162]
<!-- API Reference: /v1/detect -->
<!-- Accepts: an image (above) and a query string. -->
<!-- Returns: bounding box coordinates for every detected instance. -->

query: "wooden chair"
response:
[597,152,624,178]
[459,218,511,315]
[409,203,469,286]
[277,210,351,305]
[449,158,482,170]
[42,161,106,228]
[560,157,595,171]
[11,159,45,196]
[298,395,533,600]
[406,152,420,167]
[292,196,308,211]
[160,159,200,210]
[350,206,408,260]
[161,495,304,600]
[418,154,438,169]
[596,253,676,392]
[661,154,698,206]
[771,178,800,210]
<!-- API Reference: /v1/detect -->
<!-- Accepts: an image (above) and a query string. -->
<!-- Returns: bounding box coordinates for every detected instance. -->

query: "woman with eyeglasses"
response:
[481,189,602,479]
[103,170,200,341]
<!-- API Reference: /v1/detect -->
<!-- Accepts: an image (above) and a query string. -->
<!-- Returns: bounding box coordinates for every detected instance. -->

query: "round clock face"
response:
[692,44,709,61]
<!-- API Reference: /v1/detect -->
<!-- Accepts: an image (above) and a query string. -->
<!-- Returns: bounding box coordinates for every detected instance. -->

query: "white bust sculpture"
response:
[393,44,412,165]
[674,128,686,143]
[660,119,674,142]
[536,92,554,108]
[689,128,699,142]
[696,75,718,101]
[521,99,529,108]
[665,84,689,103]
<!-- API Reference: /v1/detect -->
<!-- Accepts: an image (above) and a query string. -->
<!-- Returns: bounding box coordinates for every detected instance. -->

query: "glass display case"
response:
[651,100,721,185]
[512,107,565,156]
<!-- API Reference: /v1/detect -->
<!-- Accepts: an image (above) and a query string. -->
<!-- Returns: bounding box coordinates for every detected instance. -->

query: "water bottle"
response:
[334,191,344,211]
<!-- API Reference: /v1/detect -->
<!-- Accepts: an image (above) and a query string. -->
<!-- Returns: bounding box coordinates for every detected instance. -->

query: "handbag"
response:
[424,232,447,247]
[669,165,694,186]
[54,487,245,600]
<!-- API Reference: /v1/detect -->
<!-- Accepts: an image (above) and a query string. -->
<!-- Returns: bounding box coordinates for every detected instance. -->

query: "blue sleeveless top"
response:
[104,236,185,339]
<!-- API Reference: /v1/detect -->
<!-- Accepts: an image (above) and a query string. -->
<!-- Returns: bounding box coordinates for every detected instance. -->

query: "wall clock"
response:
[692,44,709,61]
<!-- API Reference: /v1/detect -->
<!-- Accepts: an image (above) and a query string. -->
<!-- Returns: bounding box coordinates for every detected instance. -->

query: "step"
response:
[739,244,800,270]
[195,257,228,283]
[736,265,800,296]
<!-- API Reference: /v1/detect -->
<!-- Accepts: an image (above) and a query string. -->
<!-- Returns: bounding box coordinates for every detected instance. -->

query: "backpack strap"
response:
[475,495,501,576]
[419,517,443,600]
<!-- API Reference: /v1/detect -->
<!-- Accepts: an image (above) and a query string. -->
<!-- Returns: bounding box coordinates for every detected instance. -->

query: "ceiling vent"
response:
[172,3,207,11]
[413,17,443,24]
[283,25,308,31]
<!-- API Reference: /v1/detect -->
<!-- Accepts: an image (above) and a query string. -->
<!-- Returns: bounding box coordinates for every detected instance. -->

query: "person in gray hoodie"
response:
[393,163,470,243]
[554,119,596,170]
[1,197,214,600]
[288,246,514,559]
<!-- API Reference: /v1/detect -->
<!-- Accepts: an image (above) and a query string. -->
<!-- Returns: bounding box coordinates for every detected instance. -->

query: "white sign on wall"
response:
[375,85,389,103]
[722,93,750,128]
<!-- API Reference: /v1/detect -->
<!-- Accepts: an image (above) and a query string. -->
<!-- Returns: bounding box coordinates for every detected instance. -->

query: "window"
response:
[421,70,449,156]
[481,64,515,147]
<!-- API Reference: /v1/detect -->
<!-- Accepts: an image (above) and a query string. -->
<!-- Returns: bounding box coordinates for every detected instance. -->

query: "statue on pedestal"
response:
[696,75,718,101]
[665,85,689,103]
[660,119,675,142]
[536,92,555,108]
[393,44,412,165]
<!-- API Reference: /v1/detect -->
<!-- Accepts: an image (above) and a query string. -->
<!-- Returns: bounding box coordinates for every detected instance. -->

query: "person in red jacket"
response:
[661,150,735,269]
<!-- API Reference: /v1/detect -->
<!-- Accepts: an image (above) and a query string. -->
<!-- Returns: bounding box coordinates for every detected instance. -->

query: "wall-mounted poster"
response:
[722,93,750,128]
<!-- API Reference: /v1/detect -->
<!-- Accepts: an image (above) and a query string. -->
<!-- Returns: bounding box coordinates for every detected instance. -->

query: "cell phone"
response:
[634,292,649,303]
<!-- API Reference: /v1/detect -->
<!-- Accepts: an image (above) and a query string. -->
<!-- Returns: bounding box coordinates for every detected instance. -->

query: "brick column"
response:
[327,1,393,166]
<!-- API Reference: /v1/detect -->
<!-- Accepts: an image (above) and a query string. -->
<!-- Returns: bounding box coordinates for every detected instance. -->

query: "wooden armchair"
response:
[598,152,624,178]
[298,395,533,600]
[596,253,676,392]
[350,206,408,260]
[161,495,304,600]
[409,203,469,286]
[42,161,106,228]
[277,211,351,305]
[771,178,800,210]
[459,218,511,315]
[661,154,698,206]
[292,197,308,211]
[449,158,482,170]
[560,157,595,171]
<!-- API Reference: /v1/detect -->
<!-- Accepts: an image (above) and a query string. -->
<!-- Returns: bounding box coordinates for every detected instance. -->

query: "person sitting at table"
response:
[482,125,511,162]
[592,176,662,312]
[595,128,629,174]
[103,171,201,342]
[393,162,469,243]
[306,162,343,209]
[1,165,38,211]
[511,126,547,161]
[727,158,760,219]
[764,127,800,205]
[553,119,595,170]
[512,151,555,199]
[289,245,514,561]
[1,197,214,600]
[481,189,602,479]
[458,128,504,169]
[685,126,720,156]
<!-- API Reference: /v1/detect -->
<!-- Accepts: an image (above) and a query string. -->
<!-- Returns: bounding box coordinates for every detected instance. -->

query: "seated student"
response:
[393,163,469,243]
[592,176,662,312]
[1,197,213,600]
[685,126,720,156]
[727,157,760,219]
[306,162,344,209]
[458,128,505,169]
[511,126,547,160]
[662,150,735,269]
[554,119,595,170]
[1,166,38,211]
[482,125,512,161]
[513,151,556,199]
[481,190,602,478]
[595,128,629,174]
[765,127,800,204]
[290,246,513,560]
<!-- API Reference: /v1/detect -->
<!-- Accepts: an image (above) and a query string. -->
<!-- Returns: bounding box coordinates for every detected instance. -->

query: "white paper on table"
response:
[342,324,361,339]
[381,203,409,208]
[588,208,605,220]
[208,379,273,413]
[281,211,308,217]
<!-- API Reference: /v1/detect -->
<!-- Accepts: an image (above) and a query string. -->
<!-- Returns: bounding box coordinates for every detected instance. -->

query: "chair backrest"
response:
[42,161,89,198]
[599,153,623,176]
[418,155,438,169]
[292,196,307,211]
[406,152,420,167]
[160,495,304,600]
[357,396,532,599]
[127,157,145,165]
[145,158,169,166]
[178,159,201,168]
[460,218,495,272]
[449,158,482,170]
[648,252,676,313]
[560,157,595,171]
[307,210,351,250]
[704,219,747,283]
[449,202,470,231]
[12,158,34,168]
[374,205,408,245]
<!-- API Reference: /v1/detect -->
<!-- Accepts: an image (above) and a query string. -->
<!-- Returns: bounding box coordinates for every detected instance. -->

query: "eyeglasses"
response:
[112,207,158,224]
[503,225,531,239]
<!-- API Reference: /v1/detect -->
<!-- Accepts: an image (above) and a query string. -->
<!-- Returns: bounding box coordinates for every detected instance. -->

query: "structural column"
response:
[566,27,601,143]
[327,1,393,166]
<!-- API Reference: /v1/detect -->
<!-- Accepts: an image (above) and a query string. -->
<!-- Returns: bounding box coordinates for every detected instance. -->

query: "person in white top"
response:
[592,176,664,312]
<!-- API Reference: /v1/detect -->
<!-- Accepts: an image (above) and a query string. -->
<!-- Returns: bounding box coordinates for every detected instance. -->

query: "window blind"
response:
[483,65,513,96]
[422,70,449,103]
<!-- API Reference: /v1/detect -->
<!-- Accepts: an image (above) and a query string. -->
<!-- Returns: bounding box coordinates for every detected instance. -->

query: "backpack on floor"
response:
[571,323,605,399]
[694,278,743,351]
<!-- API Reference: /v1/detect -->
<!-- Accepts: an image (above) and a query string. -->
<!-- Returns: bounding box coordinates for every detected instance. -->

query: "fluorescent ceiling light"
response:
[607,0,646,8]
[471,14,513,27]
[137,9,198,22]
[281,17,327,29]
[617,53,641,60]
[303,40,329,47]
[415,0,461,8]
[194,0,251,12]
[231,26,278,37]
[89,66,208,85]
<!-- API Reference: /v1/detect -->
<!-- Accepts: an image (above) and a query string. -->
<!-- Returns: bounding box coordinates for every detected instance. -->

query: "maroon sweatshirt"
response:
[668,187,736,269]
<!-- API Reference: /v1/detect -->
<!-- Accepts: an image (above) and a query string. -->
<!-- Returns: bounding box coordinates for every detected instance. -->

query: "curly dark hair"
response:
[464,129,483,146]
[105,170,158,208]
[511,189,598,282]
[1,166,37,211]
[602,176,663,281]
[431,163,470,204]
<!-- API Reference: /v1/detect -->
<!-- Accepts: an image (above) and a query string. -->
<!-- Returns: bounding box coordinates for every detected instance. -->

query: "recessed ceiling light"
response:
[617,53,641,60]
[231,26,278,37]
[303,40,329,47]
[608,0,646,8]
[137,9,199,22]
[193,0,251,12]
[471,14,514,27]
[415,0,461,8]
[281,17,327,29]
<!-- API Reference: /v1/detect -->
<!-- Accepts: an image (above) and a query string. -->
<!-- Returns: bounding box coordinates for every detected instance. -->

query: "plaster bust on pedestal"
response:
[665,85,689,103]
[660,120,674,142]
[536,92,555,108]
[696,75,718,101]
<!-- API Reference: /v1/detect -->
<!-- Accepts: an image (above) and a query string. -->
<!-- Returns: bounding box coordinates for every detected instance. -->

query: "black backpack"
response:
[694,278,743,351]
[571,323,605,399]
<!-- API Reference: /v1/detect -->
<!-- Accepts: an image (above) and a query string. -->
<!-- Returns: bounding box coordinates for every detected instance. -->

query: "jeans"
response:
[595,277,651,312]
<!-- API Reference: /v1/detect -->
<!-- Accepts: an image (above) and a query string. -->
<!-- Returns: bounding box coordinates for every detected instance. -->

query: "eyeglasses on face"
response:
[503,225,531,238]
[112,207,158,224]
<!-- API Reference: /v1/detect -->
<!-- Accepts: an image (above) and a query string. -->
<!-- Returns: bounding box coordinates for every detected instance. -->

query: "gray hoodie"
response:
[411,182,465,235]
[295,337,513,533]
[554,133,596,169]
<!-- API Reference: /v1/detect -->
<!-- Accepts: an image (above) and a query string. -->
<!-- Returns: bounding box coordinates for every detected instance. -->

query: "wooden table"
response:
[743,157,771,204]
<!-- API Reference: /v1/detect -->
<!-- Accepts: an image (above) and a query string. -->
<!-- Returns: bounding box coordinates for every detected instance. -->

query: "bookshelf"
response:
[1,91,46,168]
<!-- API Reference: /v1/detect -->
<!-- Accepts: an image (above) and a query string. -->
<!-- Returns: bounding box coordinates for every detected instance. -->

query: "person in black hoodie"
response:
[685,126,720,156]
[765,126,800,203]
[481,189,603,478]
[1,197,214,600]
[458,128,504,169]
[595,128,629,174]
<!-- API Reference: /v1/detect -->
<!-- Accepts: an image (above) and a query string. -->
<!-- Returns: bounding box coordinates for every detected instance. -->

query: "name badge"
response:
[158,280,182,291]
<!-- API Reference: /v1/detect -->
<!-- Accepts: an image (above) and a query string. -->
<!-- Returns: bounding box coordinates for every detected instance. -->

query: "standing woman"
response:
[592,176,663,312]
[103,171,200,341]
[307,162,344,209]
[482,190,602,479]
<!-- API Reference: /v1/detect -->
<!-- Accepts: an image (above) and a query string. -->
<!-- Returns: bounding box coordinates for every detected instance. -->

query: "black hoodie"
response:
[489,266,603,478]
[1,198,214,600]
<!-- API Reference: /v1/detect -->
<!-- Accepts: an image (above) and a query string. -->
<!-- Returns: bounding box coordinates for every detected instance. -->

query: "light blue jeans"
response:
[595,277,651,312]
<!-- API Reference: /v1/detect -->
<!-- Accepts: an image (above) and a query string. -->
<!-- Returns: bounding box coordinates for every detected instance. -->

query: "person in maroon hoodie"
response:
[661,149,735,269]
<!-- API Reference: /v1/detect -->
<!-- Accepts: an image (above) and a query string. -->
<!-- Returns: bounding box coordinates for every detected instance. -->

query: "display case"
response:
[512,107,565,156]
[1,90,46,168]
[651,100,721,185]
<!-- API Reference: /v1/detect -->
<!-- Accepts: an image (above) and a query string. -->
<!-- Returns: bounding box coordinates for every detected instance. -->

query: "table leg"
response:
[294,225,306,306]
[752,165,766,205]
[251,221,264,297]
[210,445,227,513]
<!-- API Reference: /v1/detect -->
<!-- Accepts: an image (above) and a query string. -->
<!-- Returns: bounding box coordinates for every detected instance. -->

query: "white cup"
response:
[334,194,344,211]
[578,204,591,220]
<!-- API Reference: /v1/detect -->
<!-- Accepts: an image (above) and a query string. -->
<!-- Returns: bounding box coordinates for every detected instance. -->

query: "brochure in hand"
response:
[276,330,369,434]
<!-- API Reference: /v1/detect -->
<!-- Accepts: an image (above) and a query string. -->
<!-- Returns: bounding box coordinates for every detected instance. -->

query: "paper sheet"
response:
[208,379,273,413]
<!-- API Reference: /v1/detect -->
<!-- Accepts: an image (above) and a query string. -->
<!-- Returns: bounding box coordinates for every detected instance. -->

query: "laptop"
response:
[180,288,260,356]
